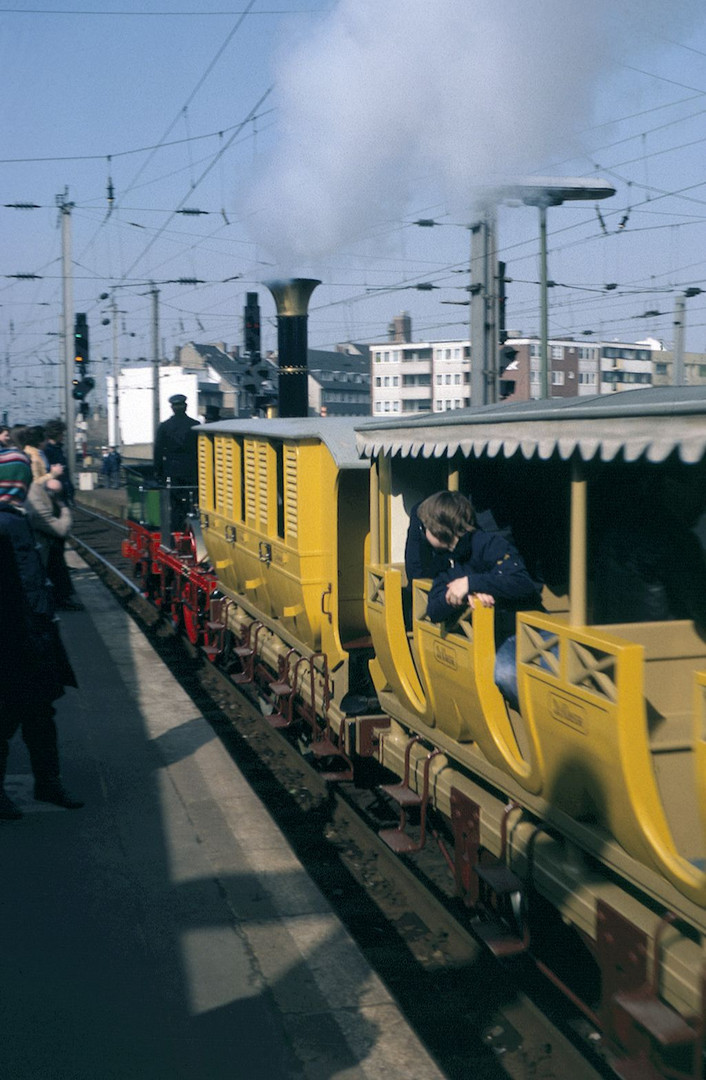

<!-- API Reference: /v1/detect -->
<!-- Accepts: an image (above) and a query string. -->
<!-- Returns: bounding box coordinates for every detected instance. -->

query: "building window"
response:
[552,370,565,386]
[655,363,668,375]
[551,346,563,361]
[375,376,381,386]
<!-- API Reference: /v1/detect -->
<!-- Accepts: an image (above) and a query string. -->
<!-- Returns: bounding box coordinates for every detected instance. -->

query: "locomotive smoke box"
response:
[265,278,321,418]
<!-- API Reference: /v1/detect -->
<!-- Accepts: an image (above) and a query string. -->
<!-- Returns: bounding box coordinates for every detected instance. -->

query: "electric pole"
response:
[469,208,499,406]
[56,188,76,477]
[150,283,160,441]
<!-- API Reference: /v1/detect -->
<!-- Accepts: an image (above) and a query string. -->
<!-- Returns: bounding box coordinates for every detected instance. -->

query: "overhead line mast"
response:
[56,188,76,478]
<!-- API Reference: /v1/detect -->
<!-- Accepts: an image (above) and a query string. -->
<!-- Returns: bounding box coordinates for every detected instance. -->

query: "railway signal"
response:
[74,312,89,370]
[72,375,95,400]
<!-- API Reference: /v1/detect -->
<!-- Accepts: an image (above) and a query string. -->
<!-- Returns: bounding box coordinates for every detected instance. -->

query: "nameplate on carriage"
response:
[549,692,587,733]
[433,641,458,670]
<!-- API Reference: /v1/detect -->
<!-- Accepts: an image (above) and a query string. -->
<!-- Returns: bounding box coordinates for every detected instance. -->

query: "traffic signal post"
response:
[71,313,95,417]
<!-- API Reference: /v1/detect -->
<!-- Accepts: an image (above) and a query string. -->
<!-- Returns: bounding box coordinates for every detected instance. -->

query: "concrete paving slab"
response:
[0,551,446,1080]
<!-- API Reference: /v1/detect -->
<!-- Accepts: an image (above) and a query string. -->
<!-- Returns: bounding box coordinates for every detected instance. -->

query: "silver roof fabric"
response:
[355,387,706,465]
[197,417,368,470]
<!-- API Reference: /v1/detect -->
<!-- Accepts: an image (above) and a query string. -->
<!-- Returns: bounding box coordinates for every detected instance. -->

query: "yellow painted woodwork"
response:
[517,611,706,905]
[411,583,543,791]
[364,565,427,717]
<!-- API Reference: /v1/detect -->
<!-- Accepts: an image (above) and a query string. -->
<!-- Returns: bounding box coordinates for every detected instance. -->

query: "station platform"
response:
[1,550,446,1080]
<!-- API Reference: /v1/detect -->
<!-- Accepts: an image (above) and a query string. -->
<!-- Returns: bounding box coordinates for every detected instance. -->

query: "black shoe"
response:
[0,791,23,820]
[56,597,85,612]
[34,781,84,809]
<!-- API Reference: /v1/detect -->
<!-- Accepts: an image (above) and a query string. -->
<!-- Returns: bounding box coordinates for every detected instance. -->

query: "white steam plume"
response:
[247,0,704,263]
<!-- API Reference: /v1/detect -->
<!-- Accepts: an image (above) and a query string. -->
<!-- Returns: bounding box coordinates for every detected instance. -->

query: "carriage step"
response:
[612,1057,665,1080]
[379,782,422,808]
[310,737,354,781]
[206,620,225,632]
[267,713,292,729]
[310,736,339,758]
[613,990,697,1048]
[269,681,293,696]
[470,915,528,957]
[234,646,253,658]
[475,863,523,896]
[202,645,220,661]
[378,827,425,854]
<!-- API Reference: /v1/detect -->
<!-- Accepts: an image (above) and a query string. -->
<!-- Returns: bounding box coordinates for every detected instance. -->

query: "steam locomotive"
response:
[122,282,706,1080]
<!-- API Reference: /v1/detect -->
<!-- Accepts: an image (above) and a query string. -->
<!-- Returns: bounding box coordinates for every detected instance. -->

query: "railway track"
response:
[69,503,613,1080]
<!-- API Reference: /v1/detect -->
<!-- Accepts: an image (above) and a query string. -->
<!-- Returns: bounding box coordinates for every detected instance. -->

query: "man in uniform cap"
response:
[153,393,200,533]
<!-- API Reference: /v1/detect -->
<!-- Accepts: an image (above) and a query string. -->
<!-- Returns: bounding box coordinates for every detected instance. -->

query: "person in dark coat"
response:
[0,445,82,819]
[43,418,75,504]
[153,394,199,533]
[407,491,542,712]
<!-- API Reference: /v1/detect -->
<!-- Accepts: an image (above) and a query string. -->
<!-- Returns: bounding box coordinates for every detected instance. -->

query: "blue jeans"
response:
[494,630,558,712]
[494,636,520,712]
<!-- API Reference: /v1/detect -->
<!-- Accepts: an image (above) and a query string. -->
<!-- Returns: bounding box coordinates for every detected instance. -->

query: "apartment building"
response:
[502,338,657,401]
[370,339,471,416]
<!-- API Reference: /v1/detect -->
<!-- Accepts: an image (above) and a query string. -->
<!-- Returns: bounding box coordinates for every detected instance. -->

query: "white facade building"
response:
[107,366,199,449]
[370,340,470,416]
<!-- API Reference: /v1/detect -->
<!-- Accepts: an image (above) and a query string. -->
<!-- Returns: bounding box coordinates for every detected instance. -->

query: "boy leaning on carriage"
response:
[404,490,543,712]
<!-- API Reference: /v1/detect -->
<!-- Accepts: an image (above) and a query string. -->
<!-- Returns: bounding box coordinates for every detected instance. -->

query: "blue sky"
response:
[3,0,706,419]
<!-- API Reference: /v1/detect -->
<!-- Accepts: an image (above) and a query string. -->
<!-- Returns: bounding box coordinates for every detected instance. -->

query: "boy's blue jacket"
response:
[404,502,542,630]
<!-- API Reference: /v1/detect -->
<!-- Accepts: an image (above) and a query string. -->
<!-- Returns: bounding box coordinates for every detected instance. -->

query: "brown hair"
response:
[44,418,66,441]
[417,491,475,546]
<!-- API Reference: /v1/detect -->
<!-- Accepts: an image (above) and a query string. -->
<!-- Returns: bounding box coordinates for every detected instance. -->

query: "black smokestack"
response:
[244,292,261,359]
[265,278,320,418]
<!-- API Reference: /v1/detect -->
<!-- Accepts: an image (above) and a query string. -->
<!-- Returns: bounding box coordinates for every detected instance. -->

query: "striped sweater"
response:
[0,446,32,506]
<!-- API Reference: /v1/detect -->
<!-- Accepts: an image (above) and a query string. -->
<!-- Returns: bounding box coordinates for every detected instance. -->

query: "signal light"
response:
[72,376,95,401]
[74,312,89,368]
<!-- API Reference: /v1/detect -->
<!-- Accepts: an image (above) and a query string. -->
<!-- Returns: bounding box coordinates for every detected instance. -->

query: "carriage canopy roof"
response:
[197,417,369,471]
[355,387,706,465]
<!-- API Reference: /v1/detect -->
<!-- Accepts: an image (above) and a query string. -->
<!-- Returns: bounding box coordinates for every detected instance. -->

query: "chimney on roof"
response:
[388,311,412,343]
[244,292,261,359]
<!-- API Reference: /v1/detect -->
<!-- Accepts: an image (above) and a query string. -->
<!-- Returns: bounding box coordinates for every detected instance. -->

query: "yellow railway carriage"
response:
[356,387,706,1070]
[196,418,372,720]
